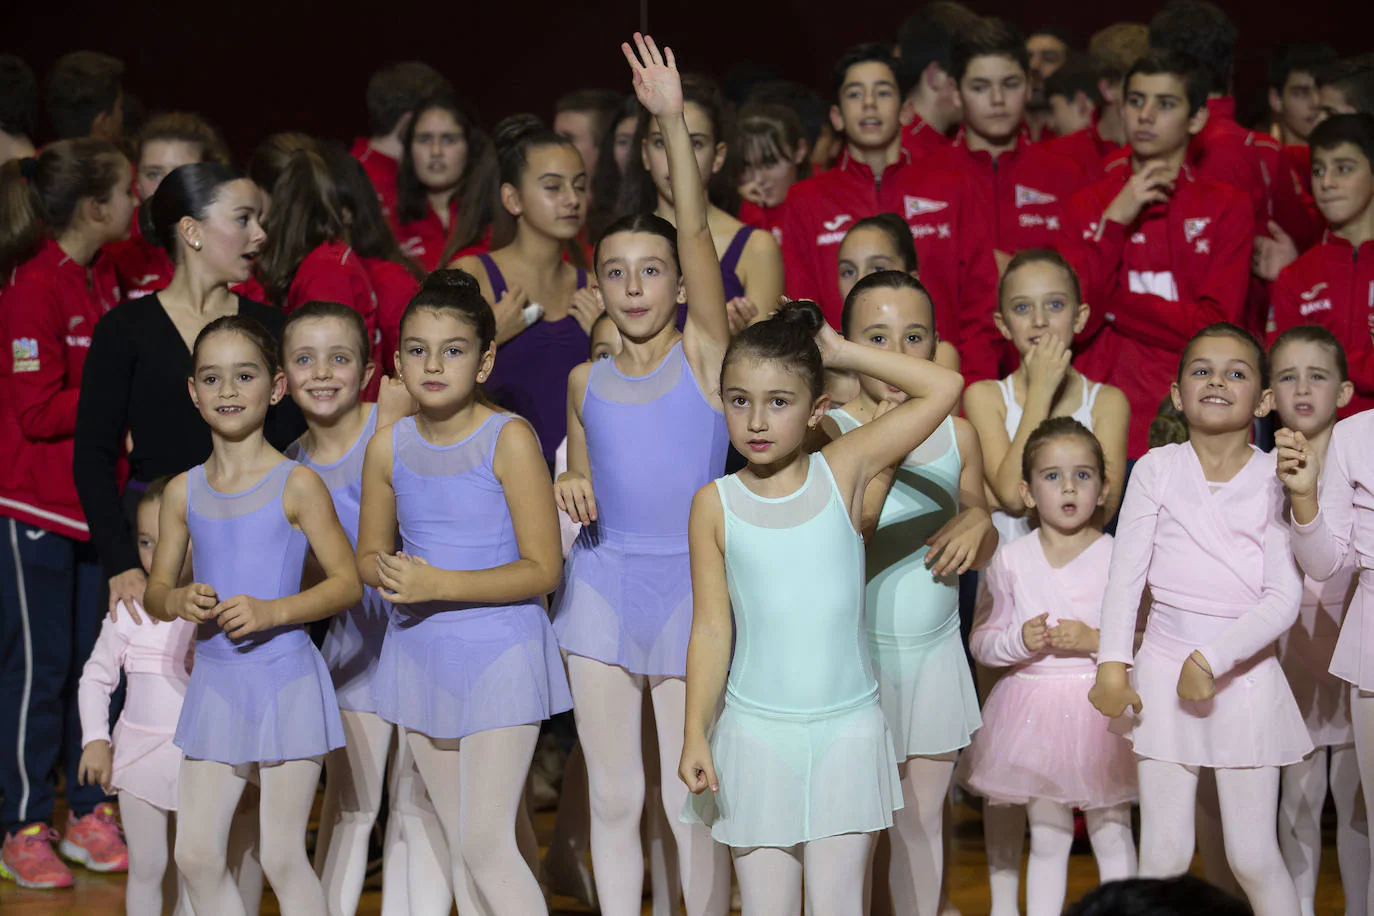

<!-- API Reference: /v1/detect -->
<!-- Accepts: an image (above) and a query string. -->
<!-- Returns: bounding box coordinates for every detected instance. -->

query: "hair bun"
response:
[772,299,824,335]
[492,113,547,151]
[421,267,481,294]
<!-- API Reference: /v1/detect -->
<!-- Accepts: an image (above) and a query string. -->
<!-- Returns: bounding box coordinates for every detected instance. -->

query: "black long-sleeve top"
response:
[73,294,305,579]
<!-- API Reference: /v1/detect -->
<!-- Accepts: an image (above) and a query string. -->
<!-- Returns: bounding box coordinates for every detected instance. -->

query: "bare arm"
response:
[1091,384,1130,520]
[554,362,597,525]
[738,231,784,326]
[355,429,398,590]
[680,484,733,794]
[144,475,212,624]
[963,380,1012,513]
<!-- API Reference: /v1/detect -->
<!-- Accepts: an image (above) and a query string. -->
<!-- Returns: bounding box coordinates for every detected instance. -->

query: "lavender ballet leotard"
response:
[173,460,345,765]
[285,408,386,713]
[373,414,573,739]
[552,342,729,676]
[477,253,589,466]
[676,225,755,330]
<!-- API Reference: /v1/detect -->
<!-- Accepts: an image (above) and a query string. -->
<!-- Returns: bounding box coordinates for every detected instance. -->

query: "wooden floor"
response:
[0,797,1350,915]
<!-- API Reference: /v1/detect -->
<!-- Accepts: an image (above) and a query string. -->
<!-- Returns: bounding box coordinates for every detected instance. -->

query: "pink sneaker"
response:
[59,803,128,873]
[0,823,75,889]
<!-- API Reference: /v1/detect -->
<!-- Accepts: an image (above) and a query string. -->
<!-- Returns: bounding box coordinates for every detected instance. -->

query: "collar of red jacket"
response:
[1321,229,1374,257]
[836,145,913,180]
[1205,96,1237,124]
[950,125,1032,162]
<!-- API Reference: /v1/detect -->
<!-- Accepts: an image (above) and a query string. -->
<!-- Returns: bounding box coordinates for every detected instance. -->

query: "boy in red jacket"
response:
[1063,50,1252,458]
[1043,57,1121,180]
[894,2,975,161]
[927,17,1084,267]
[1270,43,1337,148]
[1270,114,1374,417]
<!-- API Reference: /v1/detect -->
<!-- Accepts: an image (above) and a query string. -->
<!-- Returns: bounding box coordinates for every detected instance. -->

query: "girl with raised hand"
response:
[452,114,600,468]
[1092,324,1309,916]
[551,34,735,916]
[356,271,571,915]
[144,316,361,916]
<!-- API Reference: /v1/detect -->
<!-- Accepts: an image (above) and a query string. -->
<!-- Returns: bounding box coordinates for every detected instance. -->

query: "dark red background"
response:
[8,1,1359,157]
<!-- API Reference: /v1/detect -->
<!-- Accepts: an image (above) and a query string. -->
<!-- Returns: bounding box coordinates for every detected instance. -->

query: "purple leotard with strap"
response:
[373,413,573,739]
[173,460,345,765]
[676,225,755,330]
[477,253,588,465]
[285,408,386,713]
[552,342,729,676]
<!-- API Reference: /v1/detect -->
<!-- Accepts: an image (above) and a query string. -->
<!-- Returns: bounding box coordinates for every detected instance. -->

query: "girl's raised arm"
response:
[623,34,731,370]
[356,429,399,590]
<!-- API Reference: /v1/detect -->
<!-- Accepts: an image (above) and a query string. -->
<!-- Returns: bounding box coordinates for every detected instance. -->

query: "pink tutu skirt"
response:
[1114,608,1313,768]
[111,719,181,811]
[958,668,1136,809]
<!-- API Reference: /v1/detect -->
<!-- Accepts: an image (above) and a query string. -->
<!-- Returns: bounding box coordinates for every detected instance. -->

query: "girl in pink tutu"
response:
[958,417,1137,916]
[1092,323,1310,916]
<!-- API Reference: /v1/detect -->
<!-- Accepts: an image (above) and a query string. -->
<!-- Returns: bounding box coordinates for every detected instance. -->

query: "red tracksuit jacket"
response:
[352,138,400,232]
[1272,145,1326,254]
[365,257,422,376]
[926,127,1085,255]
[1,240,122,537]
[1062,164,1253,457]
[899,114,951,161]
[1042,122,1120,182]
[105,212,174,299]
[1270,233,1374,417]
[738,200,785,243]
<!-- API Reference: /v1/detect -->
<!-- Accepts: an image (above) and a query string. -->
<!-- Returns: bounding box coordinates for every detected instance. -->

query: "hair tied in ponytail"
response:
[18,157,38,182]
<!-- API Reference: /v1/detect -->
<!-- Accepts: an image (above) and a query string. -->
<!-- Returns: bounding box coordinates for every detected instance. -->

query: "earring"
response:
[192,241,202,250]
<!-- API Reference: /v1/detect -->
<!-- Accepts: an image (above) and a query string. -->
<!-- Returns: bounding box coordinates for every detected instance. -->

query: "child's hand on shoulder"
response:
[1047,618,1099,654]
[215,595,280,640]
[171,583,218,624]
[1176,651,1215,703]
[555,472,598,526]
[1089,662,1142,718]
[77,740,113,793]
[1021,612,1049,653]
[1274,428,1320,499]
[376,552,443,605]
[679,733,718,795]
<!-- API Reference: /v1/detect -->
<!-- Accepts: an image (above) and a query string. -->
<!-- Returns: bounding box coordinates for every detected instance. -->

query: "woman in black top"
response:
[74,163,304,617]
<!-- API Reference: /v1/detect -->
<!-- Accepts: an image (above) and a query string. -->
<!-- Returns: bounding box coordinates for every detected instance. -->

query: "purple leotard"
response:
[477,253,588,465]
[676,225,754,330]
[173,460,345,765]
[285,408,386,713]
[373,414,573,739]
[552,343,729,676]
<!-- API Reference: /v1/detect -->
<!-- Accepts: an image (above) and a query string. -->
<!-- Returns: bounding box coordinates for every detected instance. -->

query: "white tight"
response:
[885,754,955,916]
[1348,690,1374,916]
[177,756,326,916]
[119,790,193,915]
[732,832,874,916]
[1136,758,1300,916]
[566,654,730,916]
[1280,744,1369,916]
[406,724,544,916]
[1023,800,1135,916]
[389,736,452,916]
[983,802,1026,916]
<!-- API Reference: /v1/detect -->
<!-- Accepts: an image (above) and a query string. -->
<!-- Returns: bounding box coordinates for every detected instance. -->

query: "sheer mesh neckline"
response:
[720,454,835,529]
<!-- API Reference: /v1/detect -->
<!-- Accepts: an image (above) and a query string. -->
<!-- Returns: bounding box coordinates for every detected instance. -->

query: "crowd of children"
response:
[2,3,1374,915]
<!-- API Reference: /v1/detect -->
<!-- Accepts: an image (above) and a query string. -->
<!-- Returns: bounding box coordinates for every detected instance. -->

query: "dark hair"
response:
[1149,395,1190,448]
[281,300,371,364]
[135,112,230,168]
[593,211,680,278]
[616,74,738,220]
[587,95,642,241]
[722,300,826,399]
[1270,324,1350,382]
[257,149,348,306]
[1126,50,1213,117]
[45,51,123,140]
[1309,113,1374,169]
[1148,0,1236,91]
[141,161,244,260]
[1046,56,1104,107]
[832,43,904,99]
[398,268,496,351]
[895,3,978,92]
[191,314,281,374]
[248,132,319,196]
[588,311,617,356]
[395,95,497,262]
[1022,416,1106,484]
[1178,322,1267,387]
[998,249,1083,308]
[365,62,452,137]
[1089,22,1151,84]
[845,213,919,272]
[1269,42,1338,92]
[0,138,126,275]
[1317,56,1374,116]
[555,89,625,143]
[137,475,173,510]
[0,56,37,138]
[952,18,1029,84]
[735,103,813,184]
[321,144,422,281]
[1064,875,1252,916]
[1030,26,1076,50]
[745,80,830,152]
[475,113,581,253]
[841,270,934,338]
